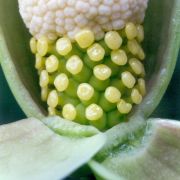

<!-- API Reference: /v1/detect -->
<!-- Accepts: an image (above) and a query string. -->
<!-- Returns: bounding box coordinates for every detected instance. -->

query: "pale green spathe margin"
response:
[0,117,106,180]
[0,0,46,119]
[133,0,180,119]
[89,118,180,179]
[0,28,45,119]
[42,116,100,137]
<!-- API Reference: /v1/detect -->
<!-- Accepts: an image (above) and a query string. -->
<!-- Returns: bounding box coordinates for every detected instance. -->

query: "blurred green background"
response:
[0,53,179,124]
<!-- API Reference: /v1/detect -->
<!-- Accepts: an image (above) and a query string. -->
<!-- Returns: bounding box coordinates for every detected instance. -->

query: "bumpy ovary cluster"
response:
[18,0,148,40]
[30,23,146,130]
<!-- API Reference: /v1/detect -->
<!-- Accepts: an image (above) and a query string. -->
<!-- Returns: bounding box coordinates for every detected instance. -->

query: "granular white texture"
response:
[18,0,148,41]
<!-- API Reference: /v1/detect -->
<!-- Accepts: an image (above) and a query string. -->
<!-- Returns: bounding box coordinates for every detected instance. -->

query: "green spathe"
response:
[89,118,180,179]
[0,117,106,180]
[42,116,100,137]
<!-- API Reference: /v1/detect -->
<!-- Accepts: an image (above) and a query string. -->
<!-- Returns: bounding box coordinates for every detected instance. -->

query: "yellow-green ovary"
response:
[30,23,146,130]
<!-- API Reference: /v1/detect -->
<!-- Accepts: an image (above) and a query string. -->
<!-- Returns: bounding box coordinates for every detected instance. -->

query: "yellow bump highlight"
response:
[66,55,83,75]
[40,70,49,87]
[45,55,59,73]
[121,71,136,88]
[35,54,44,70]
[41,86,48,101]
[138,47,145,60]
[77,83,94,101]
[62,104,77,121]
[56,37,72,56]
[47,90,59,108]
[37,36,49,56]
[94,64,112,80]
[105,86,121,103]
[87,43,105,62]
[105,31,122,50]
[54,73,69,92]
[127,39,140,55]
[111,50,127,66]
[138,78,146,96]
[117,99,132,114]
[30,37,37,54]
[75,29,95,48]
[131,88,143,104]
[129,58,144,75]
[86,104,103,121]
[137,25,144,42]
[48,107,56,116]
[125,23,138,40]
